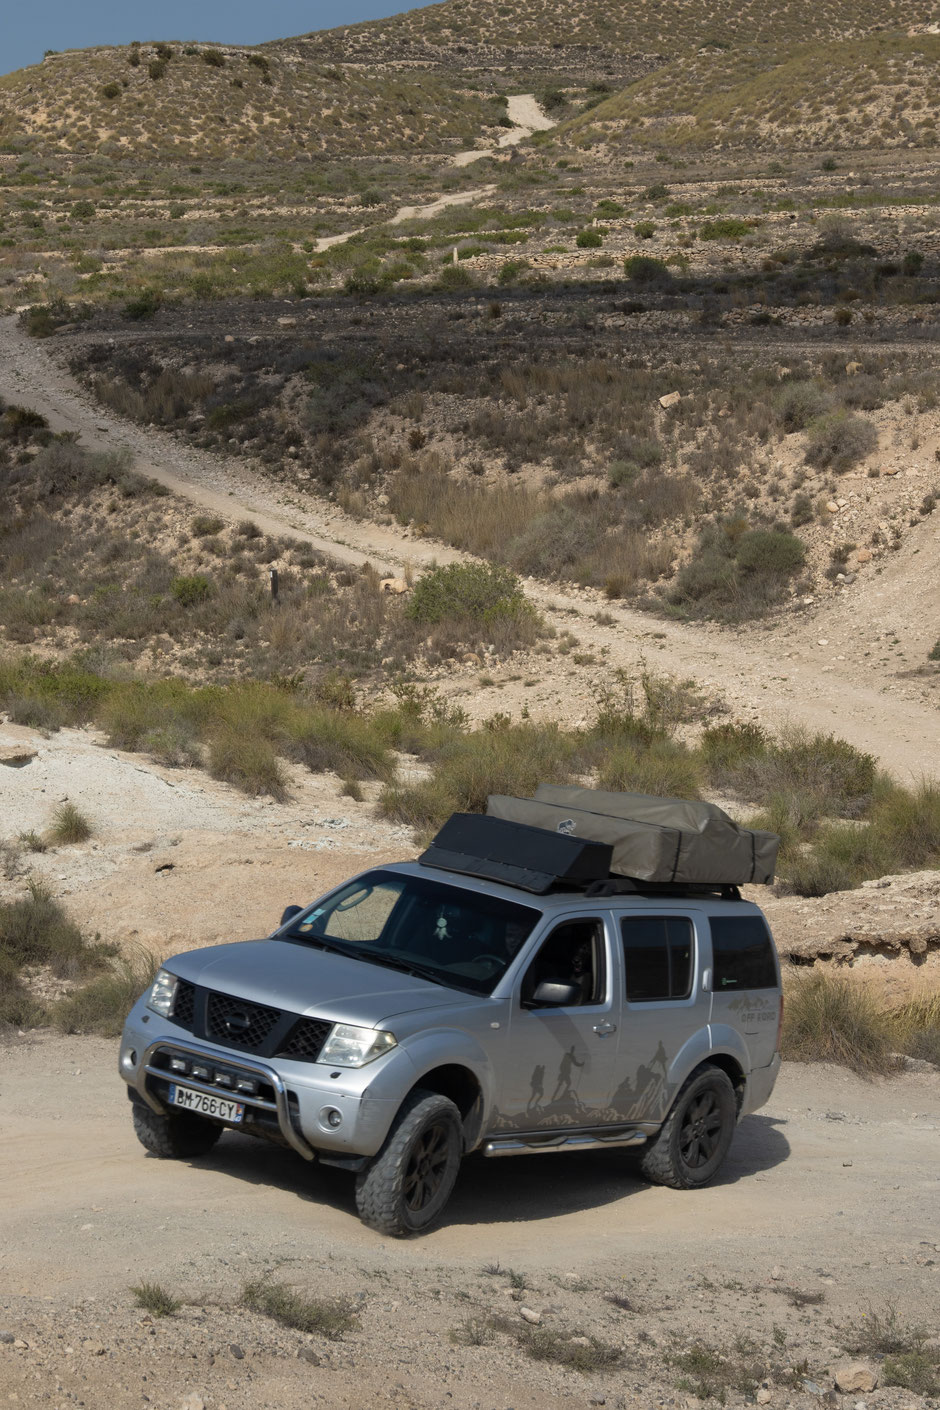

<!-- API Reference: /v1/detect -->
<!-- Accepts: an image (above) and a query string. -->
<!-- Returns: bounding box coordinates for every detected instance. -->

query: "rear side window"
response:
[620,917,693,1002]
[710,915,777,990]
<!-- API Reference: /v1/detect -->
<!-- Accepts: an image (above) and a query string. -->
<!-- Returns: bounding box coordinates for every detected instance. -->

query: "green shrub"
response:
[576,229,603,249]
[883,1353,939,1395]
[202,48,226,67]
[597,737,702,799]
[208,728,288,801]
[701,720,770,783]
[804,411,878,473]
[0,880,109,977]
[148,60,167,80]
[833,306,853,327]
[669,524,805,619]
[123,287,162,321]
[775,380,830,433]
[781,972,897,1075]
[624,254,669,282]
[437,263,475,290]
[100,82,121,100]
[700,218,752,240]
[191,514,225,537]
[131,1282,180,1317]
[872,781,940,868]
[282,708,392,780]
[497,259,530,285]
[49,802,92,845]
[70,200,95,219]
[380,721,575,836]
[902,250,924,276]
[54,949,158,1037]
[409,562,534,629]
[780,822,896,896]
[243,1279,355,1338]
[736,528,805,578]
[633,221,656,239]
[171,574,211,606]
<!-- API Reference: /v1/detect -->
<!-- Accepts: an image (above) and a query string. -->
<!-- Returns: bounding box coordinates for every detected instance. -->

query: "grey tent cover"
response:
[486,784,778,885]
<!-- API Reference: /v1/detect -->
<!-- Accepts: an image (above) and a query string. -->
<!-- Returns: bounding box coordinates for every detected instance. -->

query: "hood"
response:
[168,938,478,1027]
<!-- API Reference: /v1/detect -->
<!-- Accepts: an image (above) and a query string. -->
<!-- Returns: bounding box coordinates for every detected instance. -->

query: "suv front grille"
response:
[276,1018,332,1062]
[162,980,333,1064]
[171,980,196,1031]
[206,992,280,1051]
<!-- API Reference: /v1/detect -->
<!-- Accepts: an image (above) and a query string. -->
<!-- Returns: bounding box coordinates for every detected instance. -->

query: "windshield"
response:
[281,869,540,996]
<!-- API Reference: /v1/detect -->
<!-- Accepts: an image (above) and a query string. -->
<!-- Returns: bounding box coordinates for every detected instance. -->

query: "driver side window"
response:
[521,919,605,1007]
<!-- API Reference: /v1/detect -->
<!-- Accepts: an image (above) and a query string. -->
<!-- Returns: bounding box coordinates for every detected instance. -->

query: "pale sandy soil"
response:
[0,1034,937,1410]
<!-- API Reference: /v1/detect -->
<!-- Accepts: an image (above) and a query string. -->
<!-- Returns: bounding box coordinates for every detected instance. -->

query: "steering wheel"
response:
[472,953,506,971]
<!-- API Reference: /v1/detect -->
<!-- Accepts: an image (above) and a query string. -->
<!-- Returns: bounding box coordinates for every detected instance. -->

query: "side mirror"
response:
[529,980,579,1008]
[279,904,304,929]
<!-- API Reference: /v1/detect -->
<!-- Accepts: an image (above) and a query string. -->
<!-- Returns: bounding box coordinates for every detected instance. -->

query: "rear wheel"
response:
[639,1065,737,1189]
[132,1099,222,1159]
[355,1089,463,1237]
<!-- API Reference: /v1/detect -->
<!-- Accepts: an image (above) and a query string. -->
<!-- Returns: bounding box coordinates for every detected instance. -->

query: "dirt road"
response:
[0,1031,937,1408]
[1,316,938,779]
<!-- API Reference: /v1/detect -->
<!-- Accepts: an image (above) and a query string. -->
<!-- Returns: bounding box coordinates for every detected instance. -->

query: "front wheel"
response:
[132,1099,223,1159]
[639,1065,737,1190]
[355,1089,463,1236]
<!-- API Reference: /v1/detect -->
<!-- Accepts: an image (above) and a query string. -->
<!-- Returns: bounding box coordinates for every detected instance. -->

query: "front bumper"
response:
[119,1010,406,1161]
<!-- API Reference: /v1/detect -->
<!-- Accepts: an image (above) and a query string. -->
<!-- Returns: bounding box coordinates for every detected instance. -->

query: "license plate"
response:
[169,1083,244,1123]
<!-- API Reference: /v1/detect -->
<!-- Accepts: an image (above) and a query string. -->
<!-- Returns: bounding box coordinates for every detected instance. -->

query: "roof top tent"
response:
[485,786,779,887]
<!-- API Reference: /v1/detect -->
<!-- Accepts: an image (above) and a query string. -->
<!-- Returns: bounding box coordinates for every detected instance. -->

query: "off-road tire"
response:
[639,1064,737,1190]
[355,1089,463,1237]
[132,1099,223,1159]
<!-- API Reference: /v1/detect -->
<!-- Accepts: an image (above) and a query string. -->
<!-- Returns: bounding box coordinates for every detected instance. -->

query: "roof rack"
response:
[584,878,742,902]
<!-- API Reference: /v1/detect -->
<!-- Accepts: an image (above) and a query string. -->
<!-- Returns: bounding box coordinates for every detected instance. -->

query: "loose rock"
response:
[834,1363,879,1393]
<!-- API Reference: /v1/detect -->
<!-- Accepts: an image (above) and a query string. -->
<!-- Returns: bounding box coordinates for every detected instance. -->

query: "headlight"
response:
[318,1024,396,1068]
[146,969,179,1018]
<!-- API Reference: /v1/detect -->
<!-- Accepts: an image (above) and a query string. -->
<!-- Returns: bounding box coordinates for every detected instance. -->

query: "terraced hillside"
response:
[555,32,940,155]
[0,42,504,160]
[305,0,939,63]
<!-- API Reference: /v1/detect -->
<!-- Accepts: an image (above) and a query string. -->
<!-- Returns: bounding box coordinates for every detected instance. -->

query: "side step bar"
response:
[482,1129,648,1158]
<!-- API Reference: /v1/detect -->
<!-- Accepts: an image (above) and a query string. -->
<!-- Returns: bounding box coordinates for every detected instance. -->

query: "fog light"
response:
[320,1107,342,1129]
[236,1078,259,1095]
[214,1072,233,1088]
[191,1064,210,1080]
[169,1057,189,1074]
[121,1047,137,1071]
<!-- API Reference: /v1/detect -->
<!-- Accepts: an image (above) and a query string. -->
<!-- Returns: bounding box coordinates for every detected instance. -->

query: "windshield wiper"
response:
[281,932,445,986]
[357,950,447,987]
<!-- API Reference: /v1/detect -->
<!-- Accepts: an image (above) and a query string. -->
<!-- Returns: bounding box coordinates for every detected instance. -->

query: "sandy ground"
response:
[313,184,499,252]
[453,93,557,165]
[0,1037,937,1409]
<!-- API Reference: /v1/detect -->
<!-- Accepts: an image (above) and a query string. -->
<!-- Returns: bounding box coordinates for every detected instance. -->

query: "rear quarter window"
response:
[710,915,778,990]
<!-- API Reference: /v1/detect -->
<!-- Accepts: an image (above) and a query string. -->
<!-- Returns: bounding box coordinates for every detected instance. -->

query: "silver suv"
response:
[119,854,782,1235]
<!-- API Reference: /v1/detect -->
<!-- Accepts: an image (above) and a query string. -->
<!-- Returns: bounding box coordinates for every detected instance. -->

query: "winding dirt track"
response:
[1,314,939,778]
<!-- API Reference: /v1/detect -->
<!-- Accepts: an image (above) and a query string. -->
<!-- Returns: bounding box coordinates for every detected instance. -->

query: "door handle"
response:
[592,1021,617,1036]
